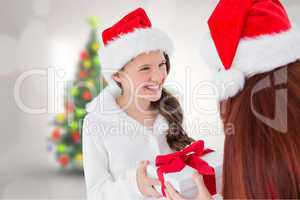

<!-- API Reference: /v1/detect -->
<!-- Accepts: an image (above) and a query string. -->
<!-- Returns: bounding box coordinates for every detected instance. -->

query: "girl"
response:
[82,8,194,200]
[165,0,300,199]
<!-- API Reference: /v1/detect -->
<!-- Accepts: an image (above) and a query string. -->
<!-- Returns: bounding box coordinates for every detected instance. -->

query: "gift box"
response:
[146,140,223,199]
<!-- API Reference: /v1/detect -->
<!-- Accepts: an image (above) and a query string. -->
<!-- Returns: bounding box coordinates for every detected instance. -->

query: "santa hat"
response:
[99,7,173,91]
[200,0,300,100]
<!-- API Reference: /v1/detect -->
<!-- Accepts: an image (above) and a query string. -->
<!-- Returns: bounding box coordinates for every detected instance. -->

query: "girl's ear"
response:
[112,72,121,83]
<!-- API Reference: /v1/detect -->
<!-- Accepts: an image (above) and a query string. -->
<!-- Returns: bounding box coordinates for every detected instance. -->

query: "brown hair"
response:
[221,60,300,198]
[152,53,194,151]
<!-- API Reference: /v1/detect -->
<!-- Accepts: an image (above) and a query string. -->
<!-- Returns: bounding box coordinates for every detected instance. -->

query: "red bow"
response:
[155,140,216,197]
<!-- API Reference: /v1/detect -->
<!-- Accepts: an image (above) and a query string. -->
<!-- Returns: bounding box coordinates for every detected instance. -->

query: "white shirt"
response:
[82,86,174,200]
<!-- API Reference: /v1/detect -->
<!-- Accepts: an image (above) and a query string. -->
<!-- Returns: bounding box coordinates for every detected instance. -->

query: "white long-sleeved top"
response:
[82,86,174,200]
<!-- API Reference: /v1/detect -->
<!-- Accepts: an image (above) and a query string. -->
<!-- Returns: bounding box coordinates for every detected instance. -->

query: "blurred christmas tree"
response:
[47,17,106,172]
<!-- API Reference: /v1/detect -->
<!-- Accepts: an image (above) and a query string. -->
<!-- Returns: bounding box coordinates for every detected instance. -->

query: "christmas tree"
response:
[47,17,106,172]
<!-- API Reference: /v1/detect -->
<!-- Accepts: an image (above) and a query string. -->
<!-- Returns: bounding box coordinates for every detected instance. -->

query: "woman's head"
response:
[113,49,195,151]
[200,0,300,197]
[98,8,174,94]
[98,8,194,151]
[112,50,169,102]
[221,61,300,198]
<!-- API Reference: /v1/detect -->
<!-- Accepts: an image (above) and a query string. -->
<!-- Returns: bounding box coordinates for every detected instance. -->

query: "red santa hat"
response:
[200,0,300,100]
[99,7,173,90]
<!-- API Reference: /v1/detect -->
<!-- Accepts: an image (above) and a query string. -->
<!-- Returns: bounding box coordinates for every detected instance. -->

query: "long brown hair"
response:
[151,53,194,151]
[221,61,300,198]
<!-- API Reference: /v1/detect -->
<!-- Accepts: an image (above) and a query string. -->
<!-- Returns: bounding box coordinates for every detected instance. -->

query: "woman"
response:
[165,0,300,199]
[82,8,194,200]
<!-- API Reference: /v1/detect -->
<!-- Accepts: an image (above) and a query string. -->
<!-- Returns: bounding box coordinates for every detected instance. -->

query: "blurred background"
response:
[1,0,299,199]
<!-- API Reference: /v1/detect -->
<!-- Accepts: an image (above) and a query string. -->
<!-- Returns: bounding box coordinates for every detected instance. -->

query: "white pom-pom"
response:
[213,68,246,101]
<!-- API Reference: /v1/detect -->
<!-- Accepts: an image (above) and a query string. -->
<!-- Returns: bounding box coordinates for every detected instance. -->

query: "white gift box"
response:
[146,151,223,199]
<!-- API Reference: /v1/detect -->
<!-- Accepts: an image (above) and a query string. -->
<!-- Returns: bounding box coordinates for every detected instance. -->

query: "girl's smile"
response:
[143,82,162,95]
[113,50,168,103]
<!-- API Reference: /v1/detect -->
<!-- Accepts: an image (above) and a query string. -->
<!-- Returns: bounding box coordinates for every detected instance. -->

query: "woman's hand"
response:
[137,160,163,198]
[164,172,213,200]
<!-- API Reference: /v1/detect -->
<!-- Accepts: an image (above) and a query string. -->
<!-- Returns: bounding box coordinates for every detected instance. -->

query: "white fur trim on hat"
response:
[213,68,245,101]
[200,24,300,100]
[99,28,174,90]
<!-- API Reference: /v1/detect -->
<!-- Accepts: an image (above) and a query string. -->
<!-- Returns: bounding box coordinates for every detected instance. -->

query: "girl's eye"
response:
[139,67,150,71]
[159,62,166,68]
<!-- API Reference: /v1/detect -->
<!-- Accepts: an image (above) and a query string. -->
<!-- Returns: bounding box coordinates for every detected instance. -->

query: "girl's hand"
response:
[137,160,163,198]
[164,172,213,200]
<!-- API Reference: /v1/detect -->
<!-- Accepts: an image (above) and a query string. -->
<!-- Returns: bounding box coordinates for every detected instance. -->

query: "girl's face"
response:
[113,50,168,102]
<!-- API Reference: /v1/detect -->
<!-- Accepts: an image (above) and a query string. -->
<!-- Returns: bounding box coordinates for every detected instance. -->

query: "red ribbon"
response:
[155,140,217,197]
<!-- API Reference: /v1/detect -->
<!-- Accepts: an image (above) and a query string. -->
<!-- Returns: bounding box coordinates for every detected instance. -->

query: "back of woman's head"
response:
[221,60,300,198]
